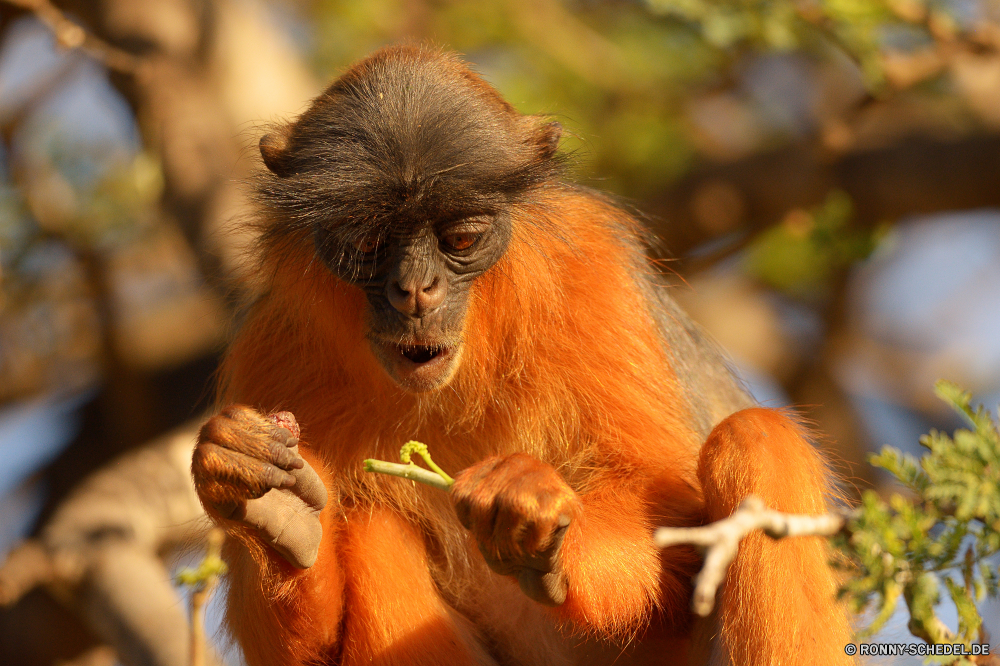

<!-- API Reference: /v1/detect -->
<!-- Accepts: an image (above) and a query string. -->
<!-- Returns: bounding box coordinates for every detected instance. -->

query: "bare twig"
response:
[1,0,143,74]
[654,495,855,616]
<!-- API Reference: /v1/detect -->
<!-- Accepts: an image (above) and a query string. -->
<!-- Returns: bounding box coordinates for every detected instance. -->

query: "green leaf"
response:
[944,577,982,643]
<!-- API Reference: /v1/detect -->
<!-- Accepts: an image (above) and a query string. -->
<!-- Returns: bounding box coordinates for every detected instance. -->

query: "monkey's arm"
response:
[451,453,697,640]
[192,405,328,568]
[698,408,853,666]
[192,406,345,666]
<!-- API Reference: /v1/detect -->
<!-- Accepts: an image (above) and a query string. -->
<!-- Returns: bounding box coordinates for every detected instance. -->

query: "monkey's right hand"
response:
[192,405,328,569]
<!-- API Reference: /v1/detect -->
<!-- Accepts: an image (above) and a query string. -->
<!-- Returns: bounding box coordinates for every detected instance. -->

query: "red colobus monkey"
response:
[192,45,852,666]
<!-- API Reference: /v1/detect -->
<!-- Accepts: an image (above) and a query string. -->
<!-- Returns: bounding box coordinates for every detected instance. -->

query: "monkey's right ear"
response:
[536,121,562,160]
[259,131,293,177]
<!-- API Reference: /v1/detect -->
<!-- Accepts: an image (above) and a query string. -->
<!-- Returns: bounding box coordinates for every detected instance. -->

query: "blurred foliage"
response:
[0,147,169,400]
[743,190,887,299]
[309,0,719,196]
[647,0,959,86]
[306,0,998,198]
[4,0,1000,402]
[834,381,1000,659]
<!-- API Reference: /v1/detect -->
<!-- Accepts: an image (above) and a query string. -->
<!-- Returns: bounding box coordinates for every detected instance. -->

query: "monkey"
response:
[191,44,853,666]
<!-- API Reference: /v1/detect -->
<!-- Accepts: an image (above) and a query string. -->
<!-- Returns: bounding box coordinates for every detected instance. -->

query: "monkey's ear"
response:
[259,131,293,177]
[530,119,562,160]
[522,116,562,160]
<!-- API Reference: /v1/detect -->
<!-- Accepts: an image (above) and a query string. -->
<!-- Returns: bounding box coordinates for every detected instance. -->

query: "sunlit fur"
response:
[208,170,854,664]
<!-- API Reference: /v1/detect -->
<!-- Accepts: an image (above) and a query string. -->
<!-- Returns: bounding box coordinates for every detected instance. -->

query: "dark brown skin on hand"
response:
[194,406,302,509]
[191,45,853,666]
[452,453,582,606]
[194,406,327,569]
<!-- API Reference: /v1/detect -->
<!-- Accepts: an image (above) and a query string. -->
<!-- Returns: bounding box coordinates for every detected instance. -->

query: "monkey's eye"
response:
[351,234,382,254]
[441,232,481,252]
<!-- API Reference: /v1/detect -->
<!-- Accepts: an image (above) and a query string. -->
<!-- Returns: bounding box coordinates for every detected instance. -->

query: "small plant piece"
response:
[363,441,455,491]
[176,528,227,666]
[399,440,454,485]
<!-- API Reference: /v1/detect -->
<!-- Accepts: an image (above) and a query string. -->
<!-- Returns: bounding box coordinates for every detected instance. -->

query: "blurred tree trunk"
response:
[652,134,1000,264]
[52,0,318,291]
[19,0,319,451]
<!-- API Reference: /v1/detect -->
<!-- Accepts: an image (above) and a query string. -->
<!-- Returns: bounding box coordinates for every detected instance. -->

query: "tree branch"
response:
[654,495,856,616]
[0,0,143,74]
[651,135,1000,267]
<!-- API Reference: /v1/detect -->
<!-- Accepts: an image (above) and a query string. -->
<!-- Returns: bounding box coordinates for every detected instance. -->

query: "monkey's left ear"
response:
[259,130,294,177]
[533,120,562,160]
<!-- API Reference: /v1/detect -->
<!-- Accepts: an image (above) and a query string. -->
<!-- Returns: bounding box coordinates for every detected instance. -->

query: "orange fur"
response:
[699,409,852,665]
[198,46,853,662]
[204,186,853,665]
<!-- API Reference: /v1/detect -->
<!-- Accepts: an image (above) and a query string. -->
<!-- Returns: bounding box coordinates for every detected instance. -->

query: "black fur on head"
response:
[254,44,564,261]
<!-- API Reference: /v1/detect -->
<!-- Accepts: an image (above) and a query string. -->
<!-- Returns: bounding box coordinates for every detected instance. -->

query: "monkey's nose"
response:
[387,276,446,316]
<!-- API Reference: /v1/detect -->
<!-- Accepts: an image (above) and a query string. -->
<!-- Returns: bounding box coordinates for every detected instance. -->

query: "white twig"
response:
[654,495,853,616]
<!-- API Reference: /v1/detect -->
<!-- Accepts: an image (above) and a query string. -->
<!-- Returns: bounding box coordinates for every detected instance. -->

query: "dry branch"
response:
[654,495,855,616]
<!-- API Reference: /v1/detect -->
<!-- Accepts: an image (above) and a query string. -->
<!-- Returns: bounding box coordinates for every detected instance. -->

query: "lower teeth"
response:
[400,345,441,363]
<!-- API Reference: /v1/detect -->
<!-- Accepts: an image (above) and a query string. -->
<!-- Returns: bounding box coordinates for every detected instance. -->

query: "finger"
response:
[452,457,504,532]
[200,412,303,471]
[520,514,572,572]
[518,569,568,606]
[193,443,296,506]
[486,466,559,556]
[456,494,500,547]
[286,449,328,512]
[491,497,532,557]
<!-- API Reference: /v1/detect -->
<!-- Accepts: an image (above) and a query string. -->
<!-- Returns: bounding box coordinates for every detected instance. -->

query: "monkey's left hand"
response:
[452,453,582,606]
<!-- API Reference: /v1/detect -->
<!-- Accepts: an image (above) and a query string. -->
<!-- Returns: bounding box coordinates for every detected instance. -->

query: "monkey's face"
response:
[253,45,560,392]
[313,213,510,393]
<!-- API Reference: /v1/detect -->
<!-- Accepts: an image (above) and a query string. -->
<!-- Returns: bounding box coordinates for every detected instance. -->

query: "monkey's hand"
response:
[192,405,328,569]
[452,453,581,606]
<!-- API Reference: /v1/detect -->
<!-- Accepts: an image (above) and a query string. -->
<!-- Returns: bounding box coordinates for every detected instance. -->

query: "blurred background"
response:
[0,0,998,664]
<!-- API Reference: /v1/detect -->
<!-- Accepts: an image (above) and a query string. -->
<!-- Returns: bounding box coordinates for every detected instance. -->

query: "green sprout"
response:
[364,440,455,491]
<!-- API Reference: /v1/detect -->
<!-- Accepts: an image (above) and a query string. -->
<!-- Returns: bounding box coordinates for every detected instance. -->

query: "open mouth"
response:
[369,336,461,392]
[397,343,446,364]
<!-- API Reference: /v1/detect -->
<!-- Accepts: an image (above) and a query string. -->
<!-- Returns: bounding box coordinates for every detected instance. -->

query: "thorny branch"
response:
[654,495,857,616]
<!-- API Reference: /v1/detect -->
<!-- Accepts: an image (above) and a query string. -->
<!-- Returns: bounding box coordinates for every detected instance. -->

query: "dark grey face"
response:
[254,45,561,393]
[313,212,511,392]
